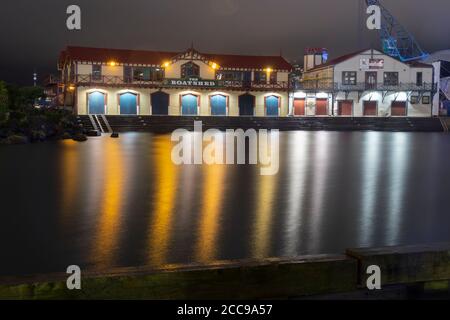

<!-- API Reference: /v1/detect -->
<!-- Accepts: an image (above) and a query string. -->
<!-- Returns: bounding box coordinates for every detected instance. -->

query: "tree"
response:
[0,81,9,120]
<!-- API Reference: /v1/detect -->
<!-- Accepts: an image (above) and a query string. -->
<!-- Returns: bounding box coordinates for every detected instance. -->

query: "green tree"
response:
[0,81,9,121]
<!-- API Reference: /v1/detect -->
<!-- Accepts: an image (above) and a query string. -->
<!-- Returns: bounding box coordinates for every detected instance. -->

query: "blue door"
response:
[266,96,280,116]
[210,95,227,116]
[239,94,255,116]
[88,92,105,114]
[181,94,198,115]
[151,91,169,115]
[119,93,138,115]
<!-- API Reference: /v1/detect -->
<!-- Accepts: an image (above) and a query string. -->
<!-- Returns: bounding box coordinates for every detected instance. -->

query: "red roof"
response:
[306,48,433,72]
[59,46,292,71]
[306,49,369,72]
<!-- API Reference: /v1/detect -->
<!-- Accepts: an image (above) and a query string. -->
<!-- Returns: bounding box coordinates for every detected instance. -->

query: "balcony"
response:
[294,80,436,92]
[72,75,289,91]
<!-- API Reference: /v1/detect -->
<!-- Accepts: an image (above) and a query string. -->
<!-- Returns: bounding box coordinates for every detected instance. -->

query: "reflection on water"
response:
[196,164,226,262]
[148,136,178,266]
[92,139,126,268]
[60,140,79,226]
[1,131,450,276]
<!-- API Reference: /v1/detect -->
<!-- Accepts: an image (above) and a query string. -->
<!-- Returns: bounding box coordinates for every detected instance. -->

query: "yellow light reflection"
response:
[148,136,178,266]
[253,174,277,259]
[92,139,124,269]
[196,164,226,263]
[60,139,79,226]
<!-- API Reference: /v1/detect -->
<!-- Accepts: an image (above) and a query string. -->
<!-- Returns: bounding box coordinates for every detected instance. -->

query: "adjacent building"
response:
[292,49,436,117]
[58,46,292,117]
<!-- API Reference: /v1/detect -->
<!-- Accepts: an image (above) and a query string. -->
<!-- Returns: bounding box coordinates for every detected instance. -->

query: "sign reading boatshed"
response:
[165,77,218,88]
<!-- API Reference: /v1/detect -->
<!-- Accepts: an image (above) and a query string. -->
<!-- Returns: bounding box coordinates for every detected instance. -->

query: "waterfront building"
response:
[58,46,292,117]
[292,49,436,117]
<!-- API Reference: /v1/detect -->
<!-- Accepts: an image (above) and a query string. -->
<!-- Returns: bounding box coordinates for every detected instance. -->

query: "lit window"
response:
[92,65,102,81]
[181,62,200,78]
[384,72,399,86]
[342,71,357,85]
[254,71,267,84]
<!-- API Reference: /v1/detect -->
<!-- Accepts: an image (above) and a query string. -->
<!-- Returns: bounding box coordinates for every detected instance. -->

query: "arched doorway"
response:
[181,94,199,116]
[119,92,138,115]
[210,94,227,116]
[88,91,106,114]
[265,95,280,116]
[151,91,169,115]
[239,94,255,116]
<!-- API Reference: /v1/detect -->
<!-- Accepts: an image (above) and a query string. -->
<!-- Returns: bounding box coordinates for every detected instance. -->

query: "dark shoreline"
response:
[1,244,449,300]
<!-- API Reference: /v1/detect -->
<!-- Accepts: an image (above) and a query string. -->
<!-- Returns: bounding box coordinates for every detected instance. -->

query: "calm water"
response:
[1,131,450,276]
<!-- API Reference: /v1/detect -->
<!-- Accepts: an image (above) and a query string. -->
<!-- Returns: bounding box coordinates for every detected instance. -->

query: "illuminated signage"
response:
[164,78,217,88]
[360,58,384,70]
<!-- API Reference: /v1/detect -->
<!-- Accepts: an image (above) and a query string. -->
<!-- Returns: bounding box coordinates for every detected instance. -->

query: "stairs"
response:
[76,116,445,133]
[77,115,112,134]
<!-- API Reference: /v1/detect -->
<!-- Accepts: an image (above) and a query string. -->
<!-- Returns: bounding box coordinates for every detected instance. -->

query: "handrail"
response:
[73,74,289,90]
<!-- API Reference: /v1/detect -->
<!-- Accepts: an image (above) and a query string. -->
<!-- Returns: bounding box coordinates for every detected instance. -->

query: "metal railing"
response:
[72,75,289,91]
[294,80,436,92]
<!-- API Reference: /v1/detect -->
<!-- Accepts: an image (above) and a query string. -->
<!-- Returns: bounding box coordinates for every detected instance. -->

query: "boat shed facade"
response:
[58,46,293,117]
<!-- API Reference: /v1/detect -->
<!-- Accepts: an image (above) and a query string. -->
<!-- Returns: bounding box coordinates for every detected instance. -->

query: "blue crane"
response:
[365,0,429,62]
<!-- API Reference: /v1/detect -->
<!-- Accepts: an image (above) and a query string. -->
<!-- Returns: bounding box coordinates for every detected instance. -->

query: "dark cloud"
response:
[1,0,449,84]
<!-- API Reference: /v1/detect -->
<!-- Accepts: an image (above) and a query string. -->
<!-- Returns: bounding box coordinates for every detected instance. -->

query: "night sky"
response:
[0,0,449,84]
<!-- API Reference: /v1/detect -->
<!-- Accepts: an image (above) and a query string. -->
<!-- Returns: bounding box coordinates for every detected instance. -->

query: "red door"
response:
[391,101,407,116]
[293,99,305,116]
[338,100,353,116]
[363,101,377,116]
[316,99,328,116]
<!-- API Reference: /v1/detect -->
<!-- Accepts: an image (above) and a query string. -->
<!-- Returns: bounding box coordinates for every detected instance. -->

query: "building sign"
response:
[164,77,217,88]
[360,58,384,70]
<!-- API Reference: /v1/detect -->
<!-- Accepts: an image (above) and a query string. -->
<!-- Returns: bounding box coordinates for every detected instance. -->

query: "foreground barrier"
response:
[0,244,449,299]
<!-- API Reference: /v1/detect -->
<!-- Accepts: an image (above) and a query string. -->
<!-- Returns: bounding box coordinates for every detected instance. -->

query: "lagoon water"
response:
[1,131,450,276]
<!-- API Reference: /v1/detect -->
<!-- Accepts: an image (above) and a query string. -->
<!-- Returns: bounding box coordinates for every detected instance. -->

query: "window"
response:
[384,72,399,86]
[92,65,102,81]
[422,96,431,104]
[416,72,423,86]
[181,62,200,78]
[132,67,164,81]
[342,72,357,85]
[254,71,267,84]
[269,72,278,84]
[410,96,419,104]
[216,71,243,81]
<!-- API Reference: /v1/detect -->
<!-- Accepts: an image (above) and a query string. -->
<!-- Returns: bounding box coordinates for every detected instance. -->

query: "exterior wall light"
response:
[108,61,117,66]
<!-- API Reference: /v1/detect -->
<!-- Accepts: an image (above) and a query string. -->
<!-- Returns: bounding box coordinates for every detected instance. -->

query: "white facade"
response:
[292,49,435,117]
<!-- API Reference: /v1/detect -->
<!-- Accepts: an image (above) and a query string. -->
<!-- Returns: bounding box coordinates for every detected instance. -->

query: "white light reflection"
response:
[307,132,331,253]
[359,132,381,246]
[386,133,410,245]
[283,132,310,256]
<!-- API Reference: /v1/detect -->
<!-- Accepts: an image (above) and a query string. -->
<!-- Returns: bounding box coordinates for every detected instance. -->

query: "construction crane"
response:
[364,0,429,62]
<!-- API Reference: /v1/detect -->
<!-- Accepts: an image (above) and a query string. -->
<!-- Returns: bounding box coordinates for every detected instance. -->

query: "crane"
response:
[364,0,429,62]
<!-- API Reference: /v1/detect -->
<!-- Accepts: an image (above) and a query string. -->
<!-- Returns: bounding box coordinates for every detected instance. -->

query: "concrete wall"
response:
[1,244,449,299]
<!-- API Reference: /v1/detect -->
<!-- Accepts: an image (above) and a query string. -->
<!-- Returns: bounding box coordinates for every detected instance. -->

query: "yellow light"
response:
[163,61,170,68]
[68,85,76,91]
[108,61,117,67]
[265,67,273,73]
[211,62,219,70]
